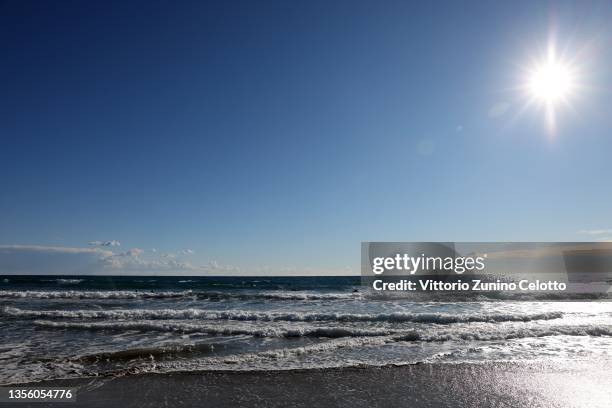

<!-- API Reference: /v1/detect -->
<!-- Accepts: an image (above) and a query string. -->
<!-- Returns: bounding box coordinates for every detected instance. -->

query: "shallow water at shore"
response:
[10,361,612,408]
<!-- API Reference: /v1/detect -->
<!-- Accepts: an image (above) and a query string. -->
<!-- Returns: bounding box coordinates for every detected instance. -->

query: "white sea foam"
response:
[3,336,396,383]
[2,279,612,385]
[3,306,564,324]
[147,336,395,369]
[29,318,612,342]
[393,325,612,342]
[31,320,396,338]
[0,290,191,299]
[42,324,612,379]
[0,290,359,301]
[4,323,612,385]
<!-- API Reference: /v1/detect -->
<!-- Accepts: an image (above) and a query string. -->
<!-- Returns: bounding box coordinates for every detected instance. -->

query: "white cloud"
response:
[0,245,354,276]
[89,240,121,247]
[160,249,195,258]
[0,245,195,275]
[116,248,144,257]
[0,245,112,256]
[100,254,196,272]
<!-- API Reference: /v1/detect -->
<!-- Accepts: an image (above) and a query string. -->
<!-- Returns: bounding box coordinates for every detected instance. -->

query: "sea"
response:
[1,275,611,385]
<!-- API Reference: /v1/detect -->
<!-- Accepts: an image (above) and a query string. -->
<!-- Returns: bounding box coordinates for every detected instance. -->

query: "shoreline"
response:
[1,358,576,387]
[8,360,612,408]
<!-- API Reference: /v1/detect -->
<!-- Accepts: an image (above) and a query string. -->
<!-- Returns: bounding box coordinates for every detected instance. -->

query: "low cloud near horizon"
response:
[0,245,354,276]
[0,245,197,275]
[88,240,121,247]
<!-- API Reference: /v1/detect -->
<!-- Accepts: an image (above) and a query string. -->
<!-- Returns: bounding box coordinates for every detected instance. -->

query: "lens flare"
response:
[522,41,580,134]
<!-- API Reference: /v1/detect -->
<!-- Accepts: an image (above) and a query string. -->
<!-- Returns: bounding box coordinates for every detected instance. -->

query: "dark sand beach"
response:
[9,361,612,408]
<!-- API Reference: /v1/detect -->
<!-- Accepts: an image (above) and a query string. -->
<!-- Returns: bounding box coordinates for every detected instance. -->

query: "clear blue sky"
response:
[1,1,611,275]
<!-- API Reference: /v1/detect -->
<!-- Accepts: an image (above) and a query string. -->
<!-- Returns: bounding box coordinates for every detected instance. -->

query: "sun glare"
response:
[522,41,580,133]
[528,59,574,103]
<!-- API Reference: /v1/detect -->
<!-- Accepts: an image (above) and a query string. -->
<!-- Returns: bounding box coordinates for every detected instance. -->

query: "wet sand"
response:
[8,361,612,408]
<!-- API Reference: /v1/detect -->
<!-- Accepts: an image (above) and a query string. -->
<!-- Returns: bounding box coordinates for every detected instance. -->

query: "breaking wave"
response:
[0,290,190,300]
[56,279,84,285]
[3,306,564,324]
[30,319,612,341]
[31,320,395,338]
[0,290,359,301]
[393,325,612,342]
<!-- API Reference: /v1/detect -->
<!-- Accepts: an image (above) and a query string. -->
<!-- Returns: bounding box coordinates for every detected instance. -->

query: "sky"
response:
[1,0,612,275]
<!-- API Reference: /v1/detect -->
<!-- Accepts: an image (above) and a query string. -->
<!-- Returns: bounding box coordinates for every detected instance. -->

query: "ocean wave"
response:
[73,336,391,366]
[45,324,612,379]
[74,342,220,363]
[31,320,395,338]
[30,336,396,382]
[29,319,612,342]
[4,323,612,384]
[0,290,191,299]
[235,292,361,301]
[393,325,612,342]
[365,291,611,301]
[0,290,359,301]
[3,307,564,324]
[155,336,393,367]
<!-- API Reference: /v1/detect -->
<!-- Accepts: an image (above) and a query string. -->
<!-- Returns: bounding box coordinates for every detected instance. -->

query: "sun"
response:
[522,43,579,133]
[528,60,574,103]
